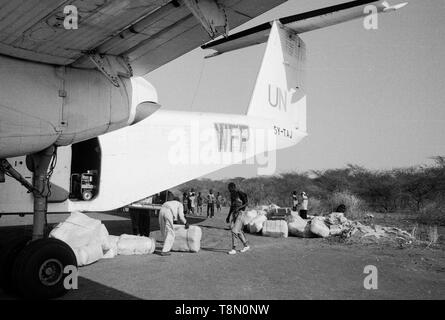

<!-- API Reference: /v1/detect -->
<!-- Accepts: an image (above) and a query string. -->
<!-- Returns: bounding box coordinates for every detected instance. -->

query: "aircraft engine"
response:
[0,55,158,159]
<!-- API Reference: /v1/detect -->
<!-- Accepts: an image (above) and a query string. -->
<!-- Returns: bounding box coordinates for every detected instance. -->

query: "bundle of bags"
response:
[262,220,288,238]
[49,212,109,266]
[114,234,156,256]
[241,209,268,234]
[171,225,202,253]
[50,212,156,266]
[241,209,289,238]
[239,204,414,245]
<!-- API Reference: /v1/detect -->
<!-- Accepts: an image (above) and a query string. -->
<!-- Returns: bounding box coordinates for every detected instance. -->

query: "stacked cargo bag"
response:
[242,210,258,226]
[248,214,267,234]
[262,220,288,238]
[49,211,110,266]
[117,234,156,255]
[288,215,315,238]
[98,224,111,251]
[172,225,202,252]
[73,242,104,266]
[103,235,119,259]
[310,217,330,238]
[50,211,102,248]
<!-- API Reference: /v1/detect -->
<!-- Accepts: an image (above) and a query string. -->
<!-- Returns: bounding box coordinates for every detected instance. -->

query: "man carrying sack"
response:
[158,194,189,256]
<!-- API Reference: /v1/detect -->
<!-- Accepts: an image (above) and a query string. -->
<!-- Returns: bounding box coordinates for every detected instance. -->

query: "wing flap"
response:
[202,0,407,55]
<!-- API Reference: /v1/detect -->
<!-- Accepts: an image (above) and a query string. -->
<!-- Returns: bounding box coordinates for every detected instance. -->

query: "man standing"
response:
[189,189,196,215]
[158,194,188,256]
[216,192,222,214]
[207,189,216,218]
[182,192,189,215]
[197,192,203,216]
[292,190,299,212]
[226,183,250,255]
[299,192,308,219]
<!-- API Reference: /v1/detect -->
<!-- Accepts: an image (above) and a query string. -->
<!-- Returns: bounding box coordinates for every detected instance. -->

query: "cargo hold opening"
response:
[70,138,101,201]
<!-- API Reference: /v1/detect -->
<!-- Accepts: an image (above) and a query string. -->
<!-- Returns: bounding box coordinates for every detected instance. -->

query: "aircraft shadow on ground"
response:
[0,277,142,300]
[64,277,142,300]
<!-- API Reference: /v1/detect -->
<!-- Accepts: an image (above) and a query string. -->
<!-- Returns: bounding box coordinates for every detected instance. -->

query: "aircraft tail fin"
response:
[247,21,307,133]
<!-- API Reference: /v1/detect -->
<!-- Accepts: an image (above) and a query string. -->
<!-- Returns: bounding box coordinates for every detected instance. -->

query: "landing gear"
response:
[0,146,77,299]
[0,236,31,293]
[12,238,77,299]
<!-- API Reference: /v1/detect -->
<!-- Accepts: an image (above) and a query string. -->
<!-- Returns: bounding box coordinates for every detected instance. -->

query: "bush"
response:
[308,198,329,216]
[417,201,445,226]
[327,191,367,220]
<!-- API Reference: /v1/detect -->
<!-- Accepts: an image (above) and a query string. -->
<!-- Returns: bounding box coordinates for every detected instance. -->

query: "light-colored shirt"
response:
[301,195,308,210]
[162,200,186,224]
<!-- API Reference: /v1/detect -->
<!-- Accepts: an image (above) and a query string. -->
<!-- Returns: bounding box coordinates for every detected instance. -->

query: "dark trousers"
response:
[130,209,151,237]
[207,203,214,217]
[299,209,308,220]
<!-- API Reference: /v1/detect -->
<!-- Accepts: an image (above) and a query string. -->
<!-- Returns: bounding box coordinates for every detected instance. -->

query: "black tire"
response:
[82,190,93,201]
[0,236,30,293]
[12,238,77,300]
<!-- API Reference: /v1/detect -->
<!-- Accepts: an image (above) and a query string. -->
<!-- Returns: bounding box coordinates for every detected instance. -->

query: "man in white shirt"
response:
[188,189,196,215]
[159,194,188,256]
[299,192,309,219]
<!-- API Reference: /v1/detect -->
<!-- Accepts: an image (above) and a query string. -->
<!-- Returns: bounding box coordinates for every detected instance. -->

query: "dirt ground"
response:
[0,208,444,300]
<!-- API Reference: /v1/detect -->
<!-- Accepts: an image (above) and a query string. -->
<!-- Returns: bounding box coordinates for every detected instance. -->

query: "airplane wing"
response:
[202,0,408,55]
[0,0,285,76]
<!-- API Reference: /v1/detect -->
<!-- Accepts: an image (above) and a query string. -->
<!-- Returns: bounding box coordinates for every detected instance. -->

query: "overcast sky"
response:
[146,0,445,179]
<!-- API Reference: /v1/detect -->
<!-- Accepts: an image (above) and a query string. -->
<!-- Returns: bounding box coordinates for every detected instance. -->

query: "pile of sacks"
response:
[50,212,156,266]
[241,208,288,238]
[286,211,414,245]
[241,206,414,245]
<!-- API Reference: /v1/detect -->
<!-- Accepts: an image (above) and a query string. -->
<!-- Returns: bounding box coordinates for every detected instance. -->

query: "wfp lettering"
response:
[214,123,249,153]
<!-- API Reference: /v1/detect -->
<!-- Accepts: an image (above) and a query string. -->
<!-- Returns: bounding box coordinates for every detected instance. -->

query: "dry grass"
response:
[428,225,439,245]
[416,201,445,226]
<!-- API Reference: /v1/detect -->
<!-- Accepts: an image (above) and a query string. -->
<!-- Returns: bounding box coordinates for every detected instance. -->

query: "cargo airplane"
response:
[0,0,406,298]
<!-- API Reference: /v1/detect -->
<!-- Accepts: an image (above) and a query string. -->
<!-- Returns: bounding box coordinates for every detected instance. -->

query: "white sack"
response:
[248,214,267,233]
[288,217,315,238]
[242,210,258,226]
[73,242,104,266]
[310,217,330,238]
[50,211,103,249]
[171,225,202,253]
[103,247,117,259]
[329,225,344,236]
[98,224,111,251]
[117,234,156,255]
[262,220,288,238]
[103,235,120,259]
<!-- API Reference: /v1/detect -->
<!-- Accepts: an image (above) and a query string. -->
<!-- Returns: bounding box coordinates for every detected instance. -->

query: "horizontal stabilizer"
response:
[202,0,407,55]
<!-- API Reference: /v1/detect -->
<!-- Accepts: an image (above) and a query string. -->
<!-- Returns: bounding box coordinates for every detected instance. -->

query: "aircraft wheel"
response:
[82,190,93,201]
[0,236,30,293]
[12,238,77,299]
